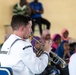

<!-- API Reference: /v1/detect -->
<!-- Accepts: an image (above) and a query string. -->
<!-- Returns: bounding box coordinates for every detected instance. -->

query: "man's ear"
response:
[20,26,25,31]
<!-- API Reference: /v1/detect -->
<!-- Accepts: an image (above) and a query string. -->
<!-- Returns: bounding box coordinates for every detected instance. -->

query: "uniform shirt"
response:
[30,2,43,19]
[0,34,49,75]
[69,53,76,75]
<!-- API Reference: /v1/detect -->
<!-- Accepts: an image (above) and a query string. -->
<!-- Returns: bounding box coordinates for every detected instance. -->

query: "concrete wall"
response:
[0,0,76,43]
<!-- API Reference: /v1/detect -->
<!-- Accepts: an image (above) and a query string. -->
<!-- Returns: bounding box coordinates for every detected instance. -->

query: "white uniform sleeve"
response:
[20,45,48,74]
[69,53,76,75]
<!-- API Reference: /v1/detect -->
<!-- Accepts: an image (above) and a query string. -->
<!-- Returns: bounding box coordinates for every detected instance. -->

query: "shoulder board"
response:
[23,45,32,50]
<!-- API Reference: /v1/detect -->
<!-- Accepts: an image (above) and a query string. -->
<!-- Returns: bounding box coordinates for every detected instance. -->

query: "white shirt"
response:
[0,34,49,75]
[68,53,76,75]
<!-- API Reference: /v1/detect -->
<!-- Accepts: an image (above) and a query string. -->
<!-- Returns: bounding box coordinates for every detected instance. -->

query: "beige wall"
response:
[0,0,19,43]
[0,0,76,43]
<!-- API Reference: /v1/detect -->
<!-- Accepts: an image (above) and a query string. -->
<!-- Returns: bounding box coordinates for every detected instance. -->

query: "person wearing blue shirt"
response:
[56,41,74,60]
[30,0,51,35]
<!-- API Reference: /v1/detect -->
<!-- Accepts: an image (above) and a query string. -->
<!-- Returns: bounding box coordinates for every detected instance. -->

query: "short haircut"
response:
[11,15,32,30]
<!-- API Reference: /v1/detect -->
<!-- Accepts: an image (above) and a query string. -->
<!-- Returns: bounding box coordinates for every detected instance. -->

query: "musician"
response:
[69,53,76,75]
[0,15,51,75]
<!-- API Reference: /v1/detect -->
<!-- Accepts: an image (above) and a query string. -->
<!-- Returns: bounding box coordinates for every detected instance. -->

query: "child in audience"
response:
[41,29,51,44]
[61,28,76,44]
[56,41,74,62]
[51,34,61,52]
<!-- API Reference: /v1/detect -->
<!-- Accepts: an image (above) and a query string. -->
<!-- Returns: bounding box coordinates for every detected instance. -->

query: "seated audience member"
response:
[56,41,74,61]
[69,42,76,53]
[73,42,76,52]
[61,28,76,44]
[51,34,61,52]
[41,29,51,44]
[13,0,31,16]
[30,0,51,35]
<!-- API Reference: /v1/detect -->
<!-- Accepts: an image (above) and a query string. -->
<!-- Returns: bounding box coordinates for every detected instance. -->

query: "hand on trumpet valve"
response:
[43,40,51,53]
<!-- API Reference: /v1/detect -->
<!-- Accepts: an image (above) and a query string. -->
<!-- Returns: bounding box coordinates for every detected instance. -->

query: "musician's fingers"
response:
[44,40,51,53]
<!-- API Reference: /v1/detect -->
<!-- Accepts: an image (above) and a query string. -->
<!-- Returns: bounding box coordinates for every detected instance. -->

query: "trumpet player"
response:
[0,15,51,75]
[69,53,76,75]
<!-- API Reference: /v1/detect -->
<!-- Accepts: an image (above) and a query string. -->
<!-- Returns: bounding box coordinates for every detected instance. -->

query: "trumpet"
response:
[30,33,67,68]
[31,36,44,57]
[49,51,67,68]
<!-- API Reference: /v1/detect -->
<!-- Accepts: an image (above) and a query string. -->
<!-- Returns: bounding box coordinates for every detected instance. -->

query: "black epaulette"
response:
[23,45,32,50]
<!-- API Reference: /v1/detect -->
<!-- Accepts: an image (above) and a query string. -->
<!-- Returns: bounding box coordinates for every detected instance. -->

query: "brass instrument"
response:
[30,33,67,68]
[34,47,43,57]
[32,36,44,57]
[49,51,67,68]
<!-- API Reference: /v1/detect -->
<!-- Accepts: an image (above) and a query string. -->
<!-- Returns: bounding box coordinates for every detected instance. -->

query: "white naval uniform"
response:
[0,34,49,75]
[68,53,76,75]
